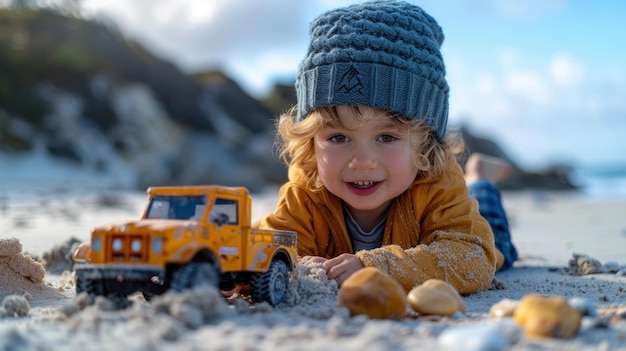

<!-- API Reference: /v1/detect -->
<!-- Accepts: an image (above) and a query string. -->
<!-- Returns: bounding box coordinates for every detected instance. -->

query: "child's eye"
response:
[329,135,348,143]
[377,134,398,142]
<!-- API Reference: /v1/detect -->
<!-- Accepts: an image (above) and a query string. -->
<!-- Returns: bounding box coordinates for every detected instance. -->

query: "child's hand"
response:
[323,253,364,287]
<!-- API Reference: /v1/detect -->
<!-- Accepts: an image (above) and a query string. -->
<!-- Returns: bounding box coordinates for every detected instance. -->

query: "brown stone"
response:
[337,267,408,320]
[513,294,582,339]
[407,279,465,316]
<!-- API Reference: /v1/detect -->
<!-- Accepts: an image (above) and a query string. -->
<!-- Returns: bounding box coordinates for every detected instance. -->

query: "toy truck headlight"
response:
[152,237,163,254]
[112,238,123,252]
[131,239,142,252]
[92,237,102,253]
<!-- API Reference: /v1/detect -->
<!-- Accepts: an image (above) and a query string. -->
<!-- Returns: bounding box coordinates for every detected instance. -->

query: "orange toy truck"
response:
[73,185,297,306]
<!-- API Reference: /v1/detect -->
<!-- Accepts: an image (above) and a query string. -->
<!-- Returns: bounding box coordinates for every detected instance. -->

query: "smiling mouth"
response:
[351,181,378,188]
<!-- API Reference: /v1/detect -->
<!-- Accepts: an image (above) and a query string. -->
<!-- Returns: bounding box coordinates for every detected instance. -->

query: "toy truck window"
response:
[209,198,238,226]
[146,195,207,220]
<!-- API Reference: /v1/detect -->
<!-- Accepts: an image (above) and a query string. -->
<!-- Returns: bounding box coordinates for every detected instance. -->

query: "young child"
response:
[258,0,517,295]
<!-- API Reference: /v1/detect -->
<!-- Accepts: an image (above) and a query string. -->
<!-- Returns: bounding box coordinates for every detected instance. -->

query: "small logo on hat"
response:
[337,65,364,95]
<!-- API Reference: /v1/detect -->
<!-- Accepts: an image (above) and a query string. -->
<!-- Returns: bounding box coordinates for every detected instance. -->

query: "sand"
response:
[1,189,626,350]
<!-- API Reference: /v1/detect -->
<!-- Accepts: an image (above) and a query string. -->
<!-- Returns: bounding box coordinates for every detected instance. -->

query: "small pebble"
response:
[568,253,607,275]
[514,295,582,339]
[407,279,465,316]
[489,299,519,318]
[338,267,408,320]
[568,297,598,317]
[439,321,515,351]
[603,261,621,273]
[1,295,30,317]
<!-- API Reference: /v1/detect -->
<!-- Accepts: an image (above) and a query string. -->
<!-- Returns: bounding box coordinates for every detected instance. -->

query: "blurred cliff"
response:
[0,5,577,191]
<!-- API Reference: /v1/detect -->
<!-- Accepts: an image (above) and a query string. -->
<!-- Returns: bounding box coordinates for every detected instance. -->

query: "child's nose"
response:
[348,147,377,170]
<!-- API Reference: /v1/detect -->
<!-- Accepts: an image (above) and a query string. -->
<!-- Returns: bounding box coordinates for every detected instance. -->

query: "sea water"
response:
[571,164,626,200]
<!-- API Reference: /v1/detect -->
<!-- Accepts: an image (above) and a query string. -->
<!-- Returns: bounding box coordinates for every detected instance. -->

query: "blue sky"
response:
[31,0,626,169]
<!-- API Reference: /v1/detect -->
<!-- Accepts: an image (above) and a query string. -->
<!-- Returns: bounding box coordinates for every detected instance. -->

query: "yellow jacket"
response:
[259,157,496,294]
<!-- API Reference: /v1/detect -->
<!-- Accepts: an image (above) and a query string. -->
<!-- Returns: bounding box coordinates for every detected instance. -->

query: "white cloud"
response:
[149,1,218,27]
[505,70,550,105]
[447,45,626,167]
[81,0,313,73]
[549,53,585,86]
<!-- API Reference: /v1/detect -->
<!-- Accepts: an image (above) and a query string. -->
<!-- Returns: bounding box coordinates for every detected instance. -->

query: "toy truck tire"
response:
[250,259,289,306]
[75,272,104,296]
[171,262,220,292]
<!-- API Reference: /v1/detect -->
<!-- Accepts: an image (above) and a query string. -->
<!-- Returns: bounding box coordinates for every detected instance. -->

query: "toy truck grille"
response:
[107,234,150,263]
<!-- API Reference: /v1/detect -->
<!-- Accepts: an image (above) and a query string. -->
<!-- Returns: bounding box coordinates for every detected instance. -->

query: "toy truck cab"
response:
[74,186,297,306]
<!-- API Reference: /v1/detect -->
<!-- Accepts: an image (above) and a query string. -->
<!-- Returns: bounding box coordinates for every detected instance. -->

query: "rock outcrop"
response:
[0,8,286,191]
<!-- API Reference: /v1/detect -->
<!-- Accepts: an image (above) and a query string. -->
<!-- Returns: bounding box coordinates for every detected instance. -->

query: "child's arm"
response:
[356,162,497,295]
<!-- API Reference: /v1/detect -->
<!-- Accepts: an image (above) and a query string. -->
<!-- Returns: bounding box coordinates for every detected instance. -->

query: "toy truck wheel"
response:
[250,259,289,306]
[75,272,104,296]
[171,262,220,292]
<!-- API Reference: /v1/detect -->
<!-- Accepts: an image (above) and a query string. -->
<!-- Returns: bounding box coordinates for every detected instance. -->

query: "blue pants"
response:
[468,181,518,270]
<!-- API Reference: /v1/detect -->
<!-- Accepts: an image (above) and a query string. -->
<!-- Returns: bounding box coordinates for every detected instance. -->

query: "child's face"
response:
[314,105,419,218]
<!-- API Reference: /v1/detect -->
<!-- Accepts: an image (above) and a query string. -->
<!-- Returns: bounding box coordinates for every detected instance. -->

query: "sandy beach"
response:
[1,188,626,350]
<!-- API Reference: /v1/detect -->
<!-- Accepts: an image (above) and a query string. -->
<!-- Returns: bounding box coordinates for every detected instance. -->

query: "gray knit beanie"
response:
[296,0,449,139]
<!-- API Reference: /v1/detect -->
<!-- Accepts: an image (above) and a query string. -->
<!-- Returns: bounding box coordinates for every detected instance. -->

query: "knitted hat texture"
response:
[296,0,449,139]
